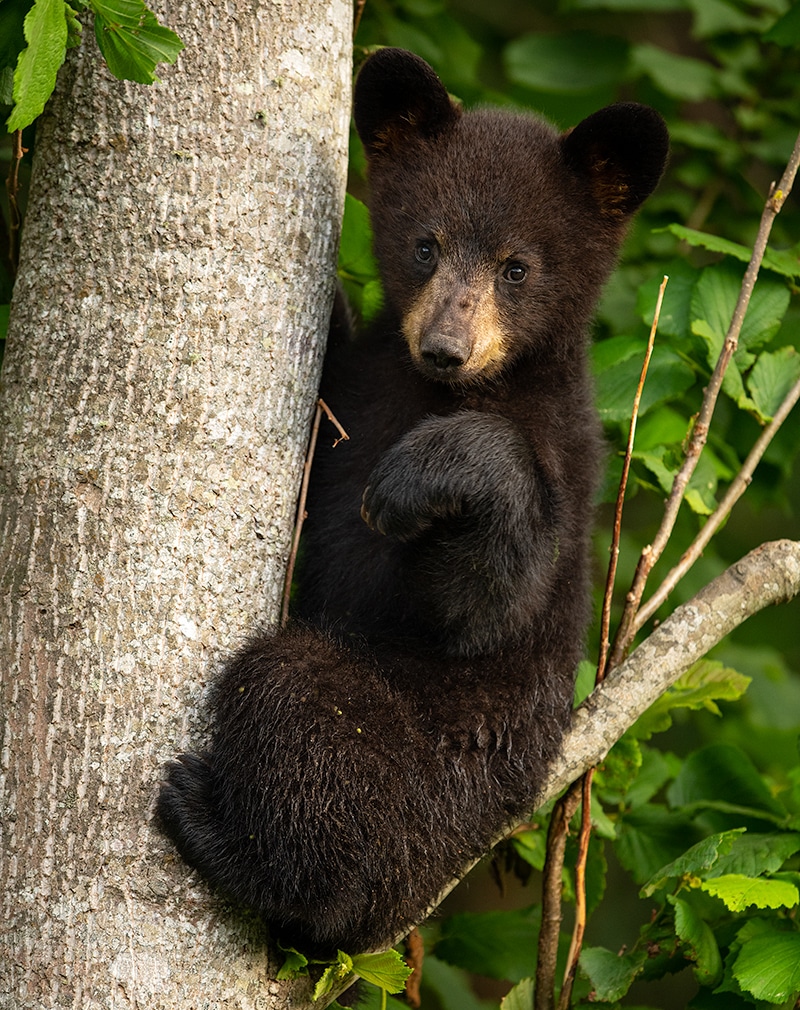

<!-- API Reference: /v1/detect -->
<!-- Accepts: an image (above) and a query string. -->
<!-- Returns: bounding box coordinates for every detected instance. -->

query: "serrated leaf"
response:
[313,951,354,1002]
[7,0,68,132]
[435,905,540,982]
[662,224,800,280]
[637,258,700,341]
[701,873,799,911]
[500,977,535,1010]
[630,661,750,741]
[351,950,412,994]
[88,0,183,84]
[747,346,800,421]
[668,895,722,985]
[579,946,646,1001]
[594,344,695,423]
[276,944,309,980]
[641,829,745,896]
[617,804,704,886]
[712,832,800,878]
[732,931,800,1002]
[667,743,786,823]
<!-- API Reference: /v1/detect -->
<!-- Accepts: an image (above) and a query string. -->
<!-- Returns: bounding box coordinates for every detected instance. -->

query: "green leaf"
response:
[747,346,800,421]
[764,2,800,45]
[421,955,497,1010]
[630,661,750,741]
[616,804,704,885]
[732,930,800,1002]
[594,343,695,423]
[338,193,383,322]
[419,956,496,1010]
[629,43,718,100]
[712,832,800,878]
[500,978,535,1010]
[7,0,68,132]
[637,259,700,341]
[700,873,800,911]
[685,0,764,39]
[662,224,800,280]
[351,950,412,995]
[313,951,354,1002]
[596,734,643,797]
[667,743,787,824]
[624,745,674,808]
[512,825,547,872]
[65,2,81,47]
[435,905,540,982]
[668,895,722,985]
[640,829,745,896]
[578,946,647,1001]
[276,944,309,980]
[505,31,628,93]
[88,0,183,84]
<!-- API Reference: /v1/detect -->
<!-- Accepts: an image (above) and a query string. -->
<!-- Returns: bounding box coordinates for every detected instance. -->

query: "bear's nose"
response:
[420,332,470,371]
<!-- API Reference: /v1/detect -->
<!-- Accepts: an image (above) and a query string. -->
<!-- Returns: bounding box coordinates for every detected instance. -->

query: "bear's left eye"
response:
[502,262,527,284]
[414,240,438,266]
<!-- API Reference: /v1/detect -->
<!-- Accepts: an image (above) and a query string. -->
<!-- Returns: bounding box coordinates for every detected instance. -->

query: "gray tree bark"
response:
[0,3,351,1007]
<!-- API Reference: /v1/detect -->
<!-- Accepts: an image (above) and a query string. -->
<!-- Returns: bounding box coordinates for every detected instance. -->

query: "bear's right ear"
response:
[561,103,669,218]
[354,48,461,157]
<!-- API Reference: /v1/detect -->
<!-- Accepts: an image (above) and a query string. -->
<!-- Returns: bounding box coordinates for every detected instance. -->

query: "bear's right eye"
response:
[414,240,438,266]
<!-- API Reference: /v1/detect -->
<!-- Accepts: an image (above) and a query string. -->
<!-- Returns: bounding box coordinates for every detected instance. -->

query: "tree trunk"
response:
[0,2,351,1006]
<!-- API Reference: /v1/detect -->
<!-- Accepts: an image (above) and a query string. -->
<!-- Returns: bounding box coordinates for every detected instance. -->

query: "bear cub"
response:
[157,48,668,955]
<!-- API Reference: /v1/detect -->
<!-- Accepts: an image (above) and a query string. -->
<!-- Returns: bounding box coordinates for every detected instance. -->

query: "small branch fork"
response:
[609,126,800,669]
[280,398,348,628]
[538,126,800,1009]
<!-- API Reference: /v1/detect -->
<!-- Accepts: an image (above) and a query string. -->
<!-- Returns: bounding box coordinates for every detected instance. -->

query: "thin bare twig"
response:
[4,129,27,281]
[354,0,367,39]
[597,276,668,681]
[280,398,349,627]
[554,277,667,1009]
[634,373,800,631]
[534,781,582,1010]
[609,127,800,668]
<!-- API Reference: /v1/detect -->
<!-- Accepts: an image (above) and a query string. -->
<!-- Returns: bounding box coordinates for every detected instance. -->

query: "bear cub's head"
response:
[354,48,669,385]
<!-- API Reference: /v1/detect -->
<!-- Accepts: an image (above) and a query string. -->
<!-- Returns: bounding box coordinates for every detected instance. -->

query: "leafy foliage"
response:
[343,3,800,1006]
[3,0,800,1006]
[2,0,183,132]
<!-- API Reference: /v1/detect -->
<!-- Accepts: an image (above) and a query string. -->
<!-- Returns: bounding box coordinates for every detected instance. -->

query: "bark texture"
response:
[0,2,351,1007]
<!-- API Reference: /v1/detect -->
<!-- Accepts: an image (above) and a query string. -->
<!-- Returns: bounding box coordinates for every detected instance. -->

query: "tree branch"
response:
[540,538,800,804]
[407,539,800,943]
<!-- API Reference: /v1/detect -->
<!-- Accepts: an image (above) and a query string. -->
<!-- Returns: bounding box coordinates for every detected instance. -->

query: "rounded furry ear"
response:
[561,103,669,217]
[354,48,461,157]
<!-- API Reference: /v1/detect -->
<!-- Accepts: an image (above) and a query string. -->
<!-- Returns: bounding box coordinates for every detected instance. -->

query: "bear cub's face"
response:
[354,49,669,386]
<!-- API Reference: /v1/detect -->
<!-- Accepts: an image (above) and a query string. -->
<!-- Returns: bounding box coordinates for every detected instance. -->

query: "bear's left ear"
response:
[561,103,669,217]
[354,48,462,158]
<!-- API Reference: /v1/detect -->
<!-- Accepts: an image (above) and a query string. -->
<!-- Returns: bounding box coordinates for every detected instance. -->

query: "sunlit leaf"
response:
[701,873,799,911]
[7,0,68,132]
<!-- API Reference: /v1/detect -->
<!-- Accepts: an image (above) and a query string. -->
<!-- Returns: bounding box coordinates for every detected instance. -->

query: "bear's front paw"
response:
[360,479,436,541]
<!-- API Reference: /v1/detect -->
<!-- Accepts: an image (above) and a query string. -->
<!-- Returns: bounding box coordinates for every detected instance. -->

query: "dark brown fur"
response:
[157,49,668,955]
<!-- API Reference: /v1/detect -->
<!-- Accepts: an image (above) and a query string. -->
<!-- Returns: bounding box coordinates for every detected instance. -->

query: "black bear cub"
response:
[158,48,668,955]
